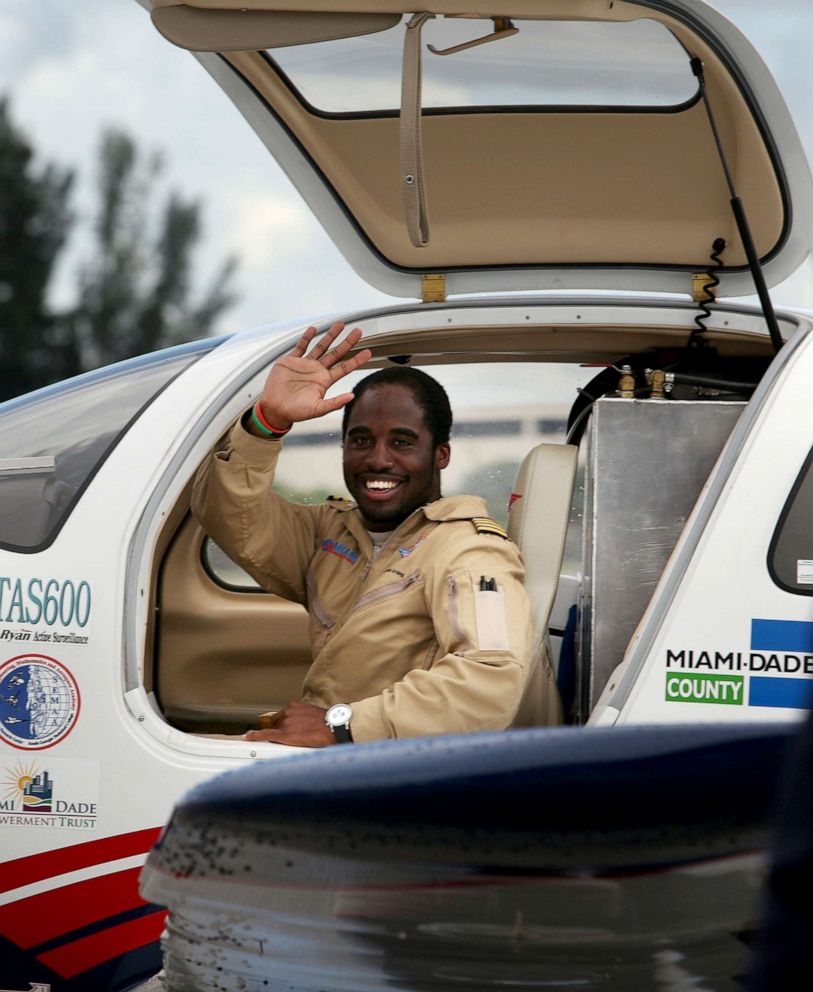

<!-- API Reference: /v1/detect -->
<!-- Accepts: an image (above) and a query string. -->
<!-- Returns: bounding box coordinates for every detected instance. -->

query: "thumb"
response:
[316,392,355,415]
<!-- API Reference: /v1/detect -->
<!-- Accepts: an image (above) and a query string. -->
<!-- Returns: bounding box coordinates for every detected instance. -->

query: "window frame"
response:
[768,443,813,596]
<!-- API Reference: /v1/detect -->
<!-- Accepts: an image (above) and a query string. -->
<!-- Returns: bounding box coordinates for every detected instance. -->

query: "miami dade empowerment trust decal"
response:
[1,756,99,830]
[0,654,80,749]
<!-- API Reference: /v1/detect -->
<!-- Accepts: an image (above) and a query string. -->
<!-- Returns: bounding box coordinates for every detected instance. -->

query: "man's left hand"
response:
[244,701,335,747]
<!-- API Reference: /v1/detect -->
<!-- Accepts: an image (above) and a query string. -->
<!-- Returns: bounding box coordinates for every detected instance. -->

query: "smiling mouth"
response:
[362,478,404,496]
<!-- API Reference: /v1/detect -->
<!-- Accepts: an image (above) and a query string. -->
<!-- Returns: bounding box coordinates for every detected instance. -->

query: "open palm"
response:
[260,322,372,427]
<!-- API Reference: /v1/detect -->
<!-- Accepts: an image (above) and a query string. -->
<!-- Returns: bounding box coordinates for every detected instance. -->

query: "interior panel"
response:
[155,512,311,732]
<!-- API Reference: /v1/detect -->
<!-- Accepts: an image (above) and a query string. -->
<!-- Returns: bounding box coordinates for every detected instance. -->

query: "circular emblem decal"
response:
[0,654,80,750]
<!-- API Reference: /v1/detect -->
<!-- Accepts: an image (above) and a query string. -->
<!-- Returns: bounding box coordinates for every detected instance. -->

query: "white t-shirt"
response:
[368,530,394,557]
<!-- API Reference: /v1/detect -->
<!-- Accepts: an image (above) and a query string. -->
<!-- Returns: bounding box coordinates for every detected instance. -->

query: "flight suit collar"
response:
[333,494,490,557]
[422,494,489,521]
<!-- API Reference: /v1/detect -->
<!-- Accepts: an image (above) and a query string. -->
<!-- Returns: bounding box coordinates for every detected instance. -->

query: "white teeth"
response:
[366,480,398,491]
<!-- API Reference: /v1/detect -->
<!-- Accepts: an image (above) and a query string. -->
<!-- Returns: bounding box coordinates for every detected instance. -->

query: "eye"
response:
[350,435,372,447]
[392,438,414,448]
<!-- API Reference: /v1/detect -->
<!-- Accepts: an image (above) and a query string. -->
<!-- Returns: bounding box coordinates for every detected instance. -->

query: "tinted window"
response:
[0,339,220,552]
[770,446,813,594]
[270,18,696,114]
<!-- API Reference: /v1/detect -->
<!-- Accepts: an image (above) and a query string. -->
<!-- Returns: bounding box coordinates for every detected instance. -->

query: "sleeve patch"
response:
[473,584,511,650]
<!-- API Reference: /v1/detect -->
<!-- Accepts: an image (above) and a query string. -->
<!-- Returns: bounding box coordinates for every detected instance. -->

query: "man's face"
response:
[343,383,450,532]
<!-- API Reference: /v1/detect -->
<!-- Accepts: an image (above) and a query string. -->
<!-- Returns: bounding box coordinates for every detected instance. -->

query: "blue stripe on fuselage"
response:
[751,618,813,653]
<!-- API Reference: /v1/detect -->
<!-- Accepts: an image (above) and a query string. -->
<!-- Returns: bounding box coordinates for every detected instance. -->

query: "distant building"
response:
[274,401,570,496]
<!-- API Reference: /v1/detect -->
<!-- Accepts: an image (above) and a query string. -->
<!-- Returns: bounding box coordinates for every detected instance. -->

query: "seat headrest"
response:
[507,443,578,548]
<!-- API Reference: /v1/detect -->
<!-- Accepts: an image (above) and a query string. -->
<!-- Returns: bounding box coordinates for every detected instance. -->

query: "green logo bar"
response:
[665,671,744,705]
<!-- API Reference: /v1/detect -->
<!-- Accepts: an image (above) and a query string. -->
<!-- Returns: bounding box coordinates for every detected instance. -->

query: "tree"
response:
[0,102,238,401]
[63,127,237,373]
[0,98,74,399]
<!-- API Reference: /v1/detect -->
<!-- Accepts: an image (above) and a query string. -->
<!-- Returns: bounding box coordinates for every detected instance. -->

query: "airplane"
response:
[2,0,813,989]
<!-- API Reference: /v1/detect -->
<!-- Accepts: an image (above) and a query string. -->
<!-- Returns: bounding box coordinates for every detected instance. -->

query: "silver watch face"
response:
[327,703,352,727]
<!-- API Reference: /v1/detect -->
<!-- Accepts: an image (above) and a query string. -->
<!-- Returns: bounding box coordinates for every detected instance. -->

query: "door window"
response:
[769,446,813,595]
[270,18,697,115]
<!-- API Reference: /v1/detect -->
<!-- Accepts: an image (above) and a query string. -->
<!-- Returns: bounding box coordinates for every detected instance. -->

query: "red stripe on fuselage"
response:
[0,826,162,894]
[36,909,167,979]
[0,867,149,948]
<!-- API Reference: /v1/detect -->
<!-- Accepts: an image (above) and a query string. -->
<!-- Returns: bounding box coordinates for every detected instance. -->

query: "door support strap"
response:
[400,12,435,248]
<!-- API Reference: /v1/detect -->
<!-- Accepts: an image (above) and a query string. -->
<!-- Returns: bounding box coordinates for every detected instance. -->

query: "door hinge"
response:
[692,270,717,303]
[421,273,446,303]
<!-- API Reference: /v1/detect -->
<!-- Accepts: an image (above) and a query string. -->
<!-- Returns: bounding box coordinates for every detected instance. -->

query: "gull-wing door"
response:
[145,0,813,303]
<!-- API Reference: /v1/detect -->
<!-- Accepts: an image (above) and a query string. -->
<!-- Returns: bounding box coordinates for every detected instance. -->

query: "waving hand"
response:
[257,322,372,431]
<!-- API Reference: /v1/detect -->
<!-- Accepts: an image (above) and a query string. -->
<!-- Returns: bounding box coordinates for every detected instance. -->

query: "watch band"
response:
[332,722,353,744]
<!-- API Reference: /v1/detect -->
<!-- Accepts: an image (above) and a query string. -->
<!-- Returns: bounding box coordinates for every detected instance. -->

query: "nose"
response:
[366,439,395,471]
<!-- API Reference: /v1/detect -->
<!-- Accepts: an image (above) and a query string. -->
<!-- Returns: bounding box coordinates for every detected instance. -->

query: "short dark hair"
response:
[341,367,452,447]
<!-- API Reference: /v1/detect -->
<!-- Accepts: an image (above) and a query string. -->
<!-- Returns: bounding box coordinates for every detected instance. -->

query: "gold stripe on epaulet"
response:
[472,516,509,540]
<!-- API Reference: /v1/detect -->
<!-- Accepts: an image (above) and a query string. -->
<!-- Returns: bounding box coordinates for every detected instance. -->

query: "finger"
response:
[322,327,364,368]
[289,326,317,358]
[244,729,286,743]
[315,392,356,415]
[309,321,346,360]
[328,347,373,383]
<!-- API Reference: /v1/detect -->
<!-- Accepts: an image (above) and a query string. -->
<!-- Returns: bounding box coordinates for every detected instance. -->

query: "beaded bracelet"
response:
[251,401,291,437]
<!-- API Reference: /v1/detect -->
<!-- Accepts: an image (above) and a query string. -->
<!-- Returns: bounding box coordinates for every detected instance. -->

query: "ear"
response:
[435,442,450,470]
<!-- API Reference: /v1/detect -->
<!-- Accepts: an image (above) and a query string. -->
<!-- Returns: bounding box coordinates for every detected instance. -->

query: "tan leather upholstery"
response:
[155,514,311,732]
[508,443,577,726]
[508,442,578,675]
[151,6,400,52]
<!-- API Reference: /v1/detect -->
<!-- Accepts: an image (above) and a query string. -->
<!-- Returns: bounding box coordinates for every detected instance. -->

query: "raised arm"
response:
[192,321,372,599]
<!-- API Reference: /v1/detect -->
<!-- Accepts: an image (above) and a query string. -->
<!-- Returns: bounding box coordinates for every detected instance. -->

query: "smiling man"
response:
[192,322,560,745]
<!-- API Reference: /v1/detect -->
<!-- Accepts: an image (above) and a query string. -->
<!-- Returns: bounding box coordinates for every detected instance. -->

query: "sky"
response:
[0,0,397,335]
[2,1,813,337]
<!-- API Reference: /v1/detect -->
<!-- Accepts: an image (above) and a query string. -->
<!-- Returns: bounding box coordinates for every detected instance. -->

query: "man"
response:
[192,321,559,746]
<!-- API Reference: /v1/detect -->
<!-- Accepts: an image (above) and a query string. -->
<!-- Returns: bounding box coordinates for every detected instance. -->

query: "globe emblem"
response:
[0,655,80,749]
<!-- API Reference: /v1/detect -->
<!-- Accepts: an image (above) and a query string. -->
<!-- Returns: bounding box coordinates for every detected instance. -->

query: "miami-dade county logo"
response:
[0,654,80,750]
[665,618,813,710]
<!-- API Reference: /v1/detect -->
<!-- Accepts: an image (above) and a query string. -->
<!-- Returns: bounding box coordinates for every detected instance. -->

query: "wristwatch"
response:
[325,703,354,744]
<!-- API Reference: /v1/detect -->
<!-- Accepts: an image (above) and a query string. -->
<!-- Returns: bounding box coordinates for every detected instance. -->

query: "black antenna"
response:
[690,57,784,353]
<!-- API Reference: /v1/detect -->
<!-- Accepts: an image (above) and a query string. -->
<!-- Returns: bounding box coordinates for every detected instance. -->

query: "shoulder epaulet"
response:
[326,495,351,504]
[472,516,509,540]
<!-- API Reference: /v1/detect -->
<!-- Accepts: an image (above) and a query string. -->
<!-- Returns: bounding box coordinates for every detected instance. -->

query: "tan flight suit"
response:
[192,420,559,741]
